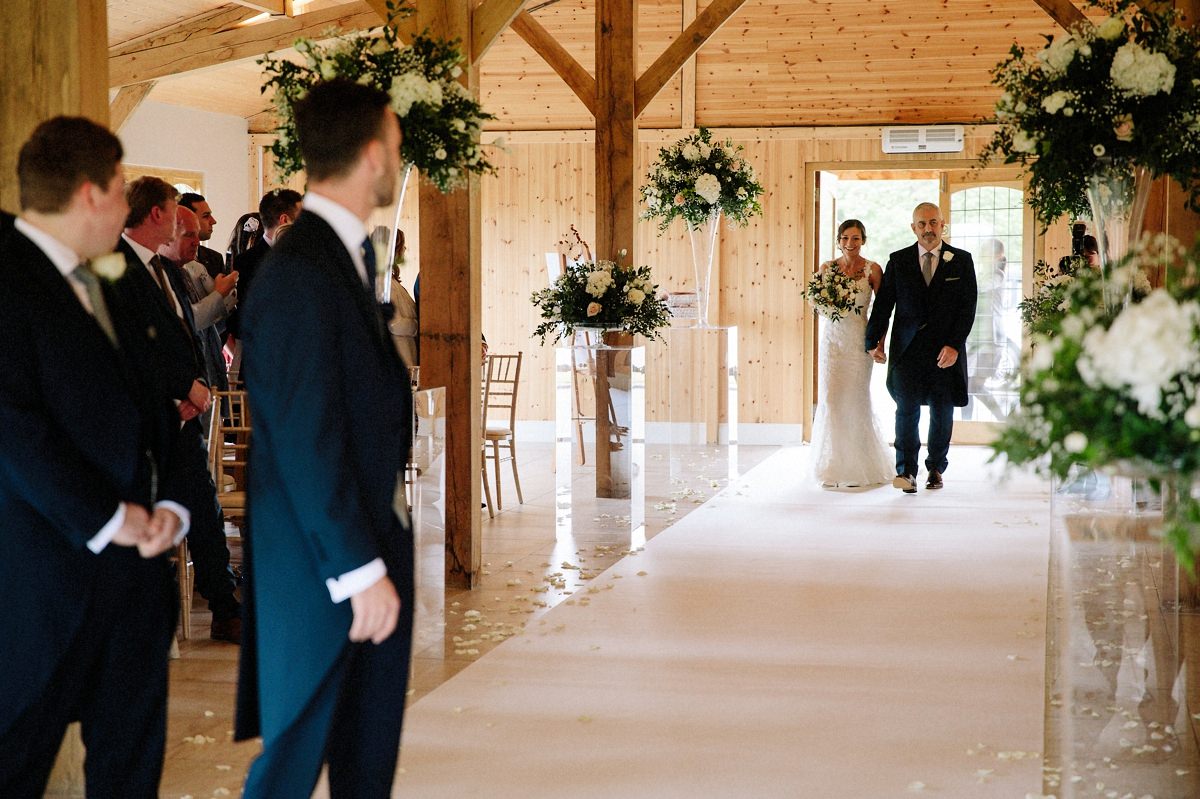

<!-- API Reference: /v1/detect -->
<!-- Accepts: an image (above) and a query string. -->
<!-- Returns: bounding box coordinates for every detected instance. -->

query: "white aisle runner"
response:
[393,446,1050,797]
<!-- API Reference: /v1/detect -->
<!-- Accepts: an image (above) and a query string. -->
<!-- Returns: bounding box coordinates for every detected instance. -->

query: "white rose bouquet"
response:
[804,264,864,323]
[992,234,1200,571]
[639,128,763,231]
[531,254,671,344]
[259,0,497,192]
[981,0,1200,224]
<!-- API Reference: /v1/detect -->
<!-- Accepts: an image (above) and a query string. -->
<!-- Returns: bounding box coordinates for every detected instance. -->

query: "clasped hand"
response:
[111,504,181,558]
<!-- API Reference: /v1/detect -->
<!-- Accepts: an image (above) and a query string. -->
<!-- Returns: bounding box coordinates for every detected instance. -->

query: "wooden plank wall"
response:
[478,125,999,426]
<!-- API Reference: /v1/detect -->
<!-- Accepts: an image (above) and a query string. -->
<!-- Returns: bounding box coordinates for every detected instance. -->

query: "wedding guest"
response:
[865,202,977,493]
[113,176,243,643]
[179,192,226,279]
[226,190,300,349]
[0,116,188,797]
[383,227,418,368]
[235,80,414,799]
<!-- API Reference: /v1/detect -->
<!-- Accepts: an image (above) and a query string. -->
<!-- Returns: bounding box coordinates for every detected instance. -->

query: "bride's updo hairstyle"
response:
[837,218,867,242]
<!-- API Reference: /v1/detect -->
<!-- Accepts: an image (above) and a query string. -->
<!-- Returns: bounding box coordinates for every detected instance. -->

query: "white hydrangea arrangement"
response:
[981,0,1200,224]
[639,128,763,231]
[992,233,1200,571]
[259,0,496,191]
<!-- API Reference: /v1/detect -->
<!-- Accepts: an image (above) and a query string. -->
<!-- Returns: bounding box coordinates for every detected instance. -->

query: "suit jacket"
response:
[173,258,231,393]
[864,242,977,406]
[235,211,413,742]
[112,237,205,402]
[0,229,183,733]
[196,244,226,280]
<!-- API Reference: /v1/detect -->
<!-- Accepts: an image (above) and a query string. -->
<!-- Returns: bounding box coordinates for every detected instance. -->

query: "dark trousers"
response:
[179,418,239,619]
[894,397,954,478]
[242,615,414,799]
[0,553,175,798]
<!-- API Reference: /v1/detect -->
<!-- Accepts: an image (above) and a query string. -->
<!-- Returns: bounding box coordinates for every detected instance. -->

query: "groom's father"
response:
[865,202,977,493]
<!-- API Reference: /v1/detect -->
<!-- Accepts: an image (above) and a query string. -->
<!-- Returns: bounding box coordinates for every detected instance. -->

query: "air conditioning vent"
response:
[881,125,965,154]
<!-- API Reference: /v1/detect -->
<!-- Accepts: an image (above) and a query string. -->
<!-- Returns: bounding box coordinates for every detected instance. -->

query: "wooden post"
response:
[417,0,482,588]
[0,0,108,212]
[594,0,637,497]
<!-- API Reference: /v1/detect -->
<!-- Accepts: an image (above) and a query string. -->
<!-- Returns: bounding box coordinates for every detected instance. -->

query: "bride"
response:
[810,219,894,488]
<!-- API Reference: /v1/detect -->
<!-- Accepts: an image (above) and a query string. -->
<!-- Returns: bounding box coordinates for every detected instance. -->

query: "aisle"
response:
[393,446,1050,798]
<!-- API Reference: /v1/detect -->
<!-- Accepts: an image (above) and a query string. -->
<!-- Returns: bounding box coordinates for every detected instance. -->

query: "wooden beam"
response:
[472,0,525,62]
[231,0,294,15]
[109,1,378,88]
[681,0,697,130]
[246,109,278,134]
[1031,0,1090,31]
[109,5,262,56]
[634,0,746,117]
[110,81,157,131]
[511,11,596,115]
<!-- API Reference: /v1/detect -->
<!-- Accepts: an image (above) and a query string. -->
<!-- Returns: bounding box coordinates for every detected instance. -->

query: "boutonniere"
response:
[941,251,954,263]
[89,252,126,281]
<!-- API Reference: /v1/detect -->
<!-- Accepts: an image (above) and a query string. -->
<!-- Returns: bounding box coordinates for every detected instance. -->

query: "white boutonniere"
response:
[941,251,954,263]
[89,252,126,281]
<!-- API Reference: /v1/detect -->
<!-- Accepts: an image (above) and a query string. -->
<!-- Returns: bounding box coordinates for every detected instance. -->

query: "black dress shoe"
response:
[892,474,917,494]
[925,470,943,490]
[210,616,242,644]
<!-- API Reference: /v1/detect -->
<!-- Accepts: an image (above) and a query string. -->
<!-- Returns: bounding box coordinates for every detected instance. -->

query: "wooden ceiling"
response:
[107,0,1078,131]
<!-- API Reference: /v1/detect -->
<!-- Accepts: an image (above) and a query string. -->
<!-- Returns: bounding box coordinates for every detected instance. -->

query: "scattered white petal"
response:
[905,781,926,793]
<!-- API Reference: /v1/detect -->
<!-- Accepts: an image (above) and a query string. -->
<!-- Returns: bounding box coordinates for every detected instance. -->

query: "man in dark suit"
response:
[864,202,977,493]
[236,79,413,799]
[179,191,227,279]
[0,116,189,797]
[113,176,243,642]
[225,188,301,342]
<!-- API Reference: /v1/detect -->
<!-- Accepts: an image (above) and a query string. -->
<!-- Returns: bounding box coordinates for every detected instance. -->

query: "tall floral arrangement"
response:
[992,234,1200,571]
[981,0,1200,225]
[639,128,764,231]
[259,1,496,192]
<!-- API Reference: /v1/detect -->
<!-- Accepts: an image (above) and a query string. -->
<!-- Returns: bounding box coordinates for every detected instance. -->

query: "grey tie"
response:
[921,251,934,286]
[73,265,118,347]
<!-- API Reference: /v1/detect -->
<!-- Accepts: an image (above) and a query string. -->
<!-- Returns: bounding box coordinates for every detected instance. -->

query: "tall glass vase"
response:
[371,162,416,303]
[1085,161,1153,273]
[687,208,721,328]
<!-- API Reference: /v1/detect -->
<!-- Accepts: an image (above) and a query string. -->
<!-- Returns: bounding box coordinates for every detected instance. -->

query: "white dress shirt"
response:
[918,243,942,281]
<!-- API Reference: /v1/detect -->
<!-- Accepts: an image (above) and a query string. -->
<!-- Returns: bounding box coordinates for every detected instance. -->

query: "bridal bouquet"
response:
[992,234,1200,570]
[531,255,671,344]
[981,0,1200,224]
[639,128,763,231]
[259,0,497,191]
[804,265,863,322]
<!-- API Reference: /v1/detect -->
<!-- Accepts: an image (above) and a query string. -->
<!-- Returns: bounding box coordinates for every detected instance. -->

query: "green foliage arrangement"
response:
[531,253,671,344]
[259,0,496,192]
[639,128,764,232]
[981,0,1200,225]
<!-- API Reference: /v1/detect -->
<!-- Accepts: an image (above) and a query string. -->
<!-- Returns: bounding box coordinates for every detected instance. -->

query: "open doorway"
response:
[812,166,1033,445]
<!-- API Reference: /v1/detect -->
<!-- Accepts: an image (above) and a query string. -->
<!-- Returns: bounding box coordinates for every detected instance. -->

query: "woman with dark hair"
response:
[810,219,894,488]
[225,212,262,269]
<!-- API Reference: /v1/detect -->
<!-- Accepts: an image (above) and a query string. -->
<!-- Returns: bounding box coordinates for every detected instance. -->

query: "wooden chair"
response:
[174,539,194,639]
[207,389,250,525]
[481,352,524,517]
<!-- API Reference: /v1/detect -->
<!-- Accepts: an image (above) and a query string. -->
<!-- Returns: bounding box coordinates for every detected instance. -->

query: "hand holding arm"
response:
[109,503,150,548]
[139,506,181,558]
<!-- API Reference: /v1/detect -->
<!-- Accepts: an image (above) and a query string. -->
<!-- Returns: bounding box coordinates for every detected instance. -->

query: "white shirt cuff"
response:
[326,558,386,604]
[155,500,192,545]
[87,502,127,554]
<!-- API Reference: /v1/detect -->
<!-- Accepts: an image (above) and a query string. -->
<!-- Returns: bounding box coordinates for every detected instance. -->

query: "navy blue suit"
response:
[0,228,184,796]
[235,210,413,798]
[864,242,977,477]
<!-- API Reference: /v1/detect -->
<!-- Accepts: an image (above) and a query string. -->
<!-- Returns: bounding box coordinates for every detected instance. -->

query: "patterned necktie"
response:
[921,251,934,286]
[73,265,118,347]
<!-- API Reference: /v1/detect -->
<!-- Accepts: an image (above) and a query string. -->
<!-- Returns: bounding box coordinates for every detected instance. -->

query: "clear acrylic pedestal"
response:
[664,325,739,496]
[409,386,446,657]
[555,337,645,548]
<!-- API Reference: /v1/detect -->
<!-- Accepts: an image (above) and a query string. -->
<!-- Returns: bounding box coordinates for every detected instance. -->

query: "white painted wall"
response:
[119,100,248,256]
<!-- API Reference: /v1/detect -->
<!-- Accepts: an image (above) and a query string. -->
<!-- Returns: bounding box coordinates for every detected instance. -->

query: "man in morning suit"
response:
[179,191,228,279]
[864,202,977,493]
[0,116,190,797]
[235,79,413,799]
[113,176,243,642]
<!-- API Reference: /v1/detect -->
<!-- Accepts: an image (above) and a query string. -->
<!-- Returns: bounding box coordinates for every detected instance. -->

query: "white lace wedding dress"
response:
[810,273,895,487]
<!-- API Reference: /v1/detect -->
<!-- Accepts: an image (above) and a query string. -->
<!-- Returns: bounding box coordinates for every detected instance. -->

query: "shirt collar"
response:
[919,243,942,259]
[121,232,157,267]
[300,191,371,284]
[14,217,81,279]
